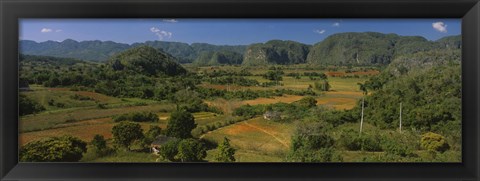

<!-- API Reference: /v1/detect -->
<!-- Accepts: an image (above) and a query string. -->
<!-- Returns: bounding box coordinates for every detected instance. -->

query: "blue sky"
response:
[19,19,461,45]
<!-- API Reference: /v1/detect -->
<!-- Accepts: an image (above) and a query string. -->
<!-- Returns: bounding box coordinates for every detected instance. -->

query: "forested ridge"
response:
[20,33,460,67]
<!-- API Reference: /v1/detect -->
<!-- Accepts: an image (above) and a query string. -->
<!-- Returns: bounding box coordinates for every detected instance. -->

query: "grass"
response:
[86,150,158,162]
[201,68,369,112]
[201,117,293,162]
[20,102,175,133]
[19,117,165,145]
[205,149,284,162]
[20,111,227,145]
[22,85,122,111]
[241,95,305,106]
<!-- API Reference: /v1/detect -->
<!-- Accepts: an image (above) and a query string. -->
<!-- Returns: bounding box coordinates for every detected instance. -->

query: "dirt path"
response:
[242,121,289,148]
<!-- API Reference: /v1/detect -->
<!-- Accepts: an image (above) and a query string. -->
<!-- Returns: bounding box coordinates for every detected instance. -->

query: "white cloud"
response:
[314,29,326,34]
[150,27,172,40]
[332,22,340,27]
[162,19,178,23]
[432,22,447,33]
[41,28,63,33]
[40,28,52,33]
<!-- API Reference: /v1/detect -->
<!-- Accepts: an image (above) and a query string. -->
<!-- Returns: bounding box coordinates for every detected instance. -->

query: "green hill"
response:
[131,41,196,63]
[20,39,131,61]
[358,49,461,132]
[20,39,246,63]
[306,32,460,66]
[20,33,461,66]
[436,35,462,49]
[107,46,186,76]
[242,40,310,66]
[193,50,243,66]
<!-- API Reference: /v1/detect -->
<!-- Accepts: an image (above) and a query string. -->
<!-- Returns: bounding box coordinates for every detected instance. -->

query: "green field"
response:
[19,63,460,163]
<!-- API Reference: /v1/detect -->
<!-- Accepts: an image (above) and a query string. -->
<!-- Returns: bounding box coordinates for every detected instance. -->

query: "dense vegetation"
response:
[242,40,310,66]
[21,39,246,63]
[20,136,87,162]
[193,50,244,66]
[306,32,461,66]
[108,46,186,76]
[20,33,460,67]
[20,39,130,61]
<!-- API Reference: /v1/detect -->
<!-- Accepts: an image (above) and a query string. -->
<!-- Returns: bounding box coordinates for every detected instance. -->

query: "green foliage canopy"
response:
[214,137,236,162]
[166,110,197,139]
[20,136,87,162]
[112,122,144,149]
[176,138,207,162]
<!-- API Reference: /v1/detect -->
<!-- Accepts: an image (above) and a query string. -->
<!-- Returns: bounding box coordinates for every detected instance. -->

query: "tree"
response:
[287,147,340,162]
[176,138,207,162]
[214,137,236,162]
[111,59,124,71]
[174,89,209,112]
[111,121,144,150]
[357,82,368,95]
[158,139,180,161]
[144,126,162,144]
[20,136,87,162]
[166,110,196,139]
[91,134,112,156]
[19,94,45,116]
[91,134,107,152]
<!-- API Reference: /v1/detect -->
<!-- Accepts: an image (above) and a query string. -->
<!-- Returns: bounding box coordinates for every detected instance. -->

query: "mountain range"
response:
[19,32,461,66]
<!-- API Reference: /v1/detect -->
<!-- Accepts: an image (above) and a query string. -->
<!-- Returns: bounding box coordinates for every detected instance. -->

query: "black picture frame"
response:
[1,0,479,180]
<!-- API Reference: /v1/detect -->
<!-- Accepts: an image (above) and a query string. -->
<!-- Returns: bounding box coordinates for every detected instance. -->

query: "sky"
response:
[19,19,461,45]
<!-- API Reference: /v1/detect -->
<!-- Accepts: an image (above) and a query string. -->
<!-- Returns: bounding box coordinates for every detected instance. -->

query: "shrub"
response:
[287,147,342,162]
[55,102,65,108]
[421,132,450,152]
[113,112,159,122]
[233,104,264,118]
[383,139,411,157]
[338,129,382,152]
[294,96,317,108]
[70,94,93,101]
[19,94,45,116]
[291,121,334,151]
[96,103,107,109]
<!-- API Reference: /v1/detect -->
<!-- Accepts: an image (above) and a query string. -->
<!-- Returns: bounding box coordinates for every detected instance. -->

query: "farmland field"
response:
[202,117,293,162]
[19,66,370,161]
